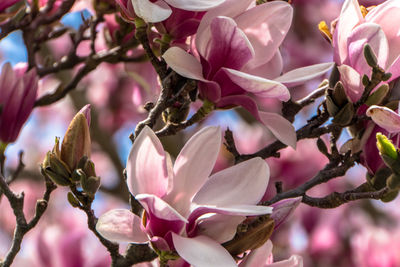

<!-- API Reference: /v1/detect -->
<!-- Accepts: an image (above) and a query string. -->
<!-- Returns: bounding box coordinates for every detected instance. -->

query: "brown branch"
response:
[263,152,360,205]
[0,169,56,267]
[302,184,389,208]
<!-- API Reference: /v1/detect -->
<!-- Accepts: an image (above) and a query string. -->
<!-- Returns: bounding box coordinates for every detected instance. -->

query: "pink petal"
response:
[136,194,188,223]
[347,23,389,75]
[223,68,290,101]
[164,126,221,216]
[259,111,296,149]
[239,240,273,267]
[333,0,364,64]
[366,105,400,133]
[188,205,273,230]
[132,0,172,23]
[274,63,334,87]
[193,157,270,206]
[270,197,301,229]
[243,51,283,80]
[206,16,254,73]
[164,0,224,11]
[172,233,237,267]
[196,214,245,243]
[337,64,363,103]
[365,0,400,66]
[96,209,149,243]
[236,1,293,69]
[162,47,206,81]
[387,55,400,82]
[216,95,261,121]
[195,0,254,56]
[127,126,169,197]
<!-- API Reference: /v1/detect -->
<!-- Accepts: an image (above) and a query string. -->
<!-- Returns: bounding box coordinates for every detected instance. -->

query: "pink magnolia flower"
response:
[96,126,272,266]
[0,63,38,144]
[333,0,400,102]
[239,240,303,267]
[116,0,224,23]
[163,1,333,147]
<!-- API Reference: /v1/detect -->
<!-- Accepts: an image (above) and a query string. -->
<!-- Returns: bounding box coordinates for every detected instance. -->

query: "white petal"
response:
[162,47,206,81]
[274,62,334,87]
[164,126,221,216]
[259,111,296,149]
[96,209,148,243]
[196,214,245,243]
[127,126,169,197]
[172,233,237,267]
[366,105,400,133]
[193,157,270,206]
[223,68,290,101]
[132,0,172,23]
[164,0,225,11]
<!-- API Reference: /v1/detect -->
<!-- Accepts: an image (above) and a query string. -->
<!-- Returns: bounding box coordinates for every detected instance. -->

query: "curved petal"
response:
[243,51,283,80]
[337,64,363,103]
[206,16,254,73]
[347,23,389,75]
[196,214,245,243]
[239,240,273,267]
[223,68,290,101]
[96,209,149,243]
[259,111,296,149]
[236,1,293,68]
[333,0,364,64]
[270,197,301,229]
[195,0,254,56]
[172,233,237,267]
[216,95,261,121]
[366,105,400,133]
[274,63,334,87]
[365,0,400,66]
[163,47,206,81]
[164,126,222,216]
[127,126,169,197]
[193,157,270,206]
[136,194,188,222]
[164,0,224,11]
[189,205,273,223]
[132,0,172,23]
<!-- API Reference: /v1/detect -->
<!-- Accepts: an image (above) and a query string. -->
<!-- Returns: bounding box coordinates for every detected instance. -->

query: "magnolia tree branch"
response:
[0,170,56,267]
[68,185,156,267]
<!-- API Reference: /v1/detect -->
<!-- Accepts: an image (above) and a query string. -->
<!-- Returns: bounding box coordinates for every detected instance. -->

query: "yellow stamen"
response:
[360,5,368,17]
[318,21,332,42]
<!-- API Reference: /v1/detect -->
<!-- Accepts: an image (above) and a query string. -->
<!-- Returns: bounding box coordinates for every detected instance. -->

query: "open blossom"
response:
[332,0,400,102]
[116,0,224,23]
[96,126,272,266]
[0,63,38,144]
[163,1,332,147]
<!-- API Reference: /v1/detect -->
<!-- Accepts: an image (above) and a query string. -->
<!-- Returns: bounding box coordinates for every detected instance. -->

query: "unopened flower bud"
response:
[61,106,91,170]
[387,174,400,190]
[71,168,86,182]
[366,84,389,106]
[364,43,378,68]
[376,133,398,160]
[81,175,101,197]
[67,192,81,208]
[42,151,72,186]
